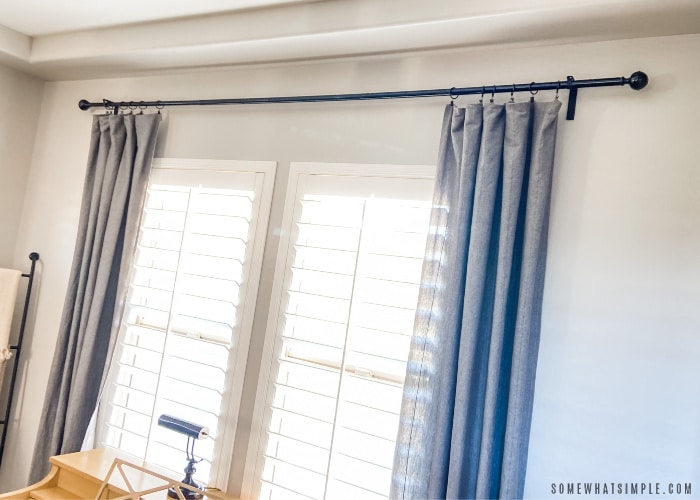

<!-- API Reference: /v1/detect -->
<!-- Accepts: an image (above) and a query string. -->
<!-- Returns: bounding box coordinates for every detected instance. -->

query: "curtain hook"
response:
[490,85,495,104]
[555,81,561,100]
[479,86,485,104]
[529,82,539,101]
[510,83,516,103]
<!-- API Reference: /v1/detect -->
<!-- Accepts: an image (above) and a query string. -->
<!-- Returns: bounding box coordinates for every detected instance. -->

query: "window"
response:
[95,159,435,497]
[95,159,275,487]
[243,163,435,500]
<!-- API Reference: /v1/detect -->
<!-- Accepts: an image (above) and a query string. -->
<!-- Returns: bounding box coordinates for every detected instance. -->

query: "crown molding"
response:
[1,0,699,81]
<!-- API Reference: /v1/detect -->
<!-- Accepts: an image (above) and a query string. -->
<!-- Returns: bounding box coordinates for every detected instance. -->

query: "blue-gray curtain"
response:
[392,100,561,500]
[29,113,160,483]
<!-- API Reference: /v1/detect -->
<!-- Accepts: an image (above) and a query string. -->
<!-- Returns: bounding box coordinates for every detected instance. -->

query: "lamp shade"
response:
[157,414,209,440]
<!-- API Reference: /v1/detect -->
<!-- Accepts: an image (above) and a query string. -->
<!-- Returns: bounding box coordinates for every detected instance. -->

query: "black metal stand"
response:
[168,436,204,499]
[0,252,39,467]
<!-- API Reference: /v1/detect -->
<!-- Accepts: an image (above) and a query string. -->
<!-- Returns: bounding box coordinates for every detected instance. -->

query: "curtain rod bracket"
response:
[565,76,578,120]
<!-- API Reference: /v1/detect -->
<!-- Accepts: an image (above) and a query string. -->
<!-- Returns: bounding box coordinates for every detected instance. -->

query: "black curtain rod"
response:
[78,71,648,121]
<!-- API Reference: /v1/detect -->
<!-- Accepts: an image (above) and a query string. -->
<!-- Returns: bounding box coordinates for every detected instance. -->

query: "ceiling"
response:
[0,0,699,81]
[0,0,314,36]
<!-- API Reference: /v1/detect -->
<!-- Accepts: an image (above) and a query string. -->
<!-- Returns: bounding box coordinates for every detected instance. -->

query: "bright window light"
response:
[96,161,274,488]
[250,165,435,500]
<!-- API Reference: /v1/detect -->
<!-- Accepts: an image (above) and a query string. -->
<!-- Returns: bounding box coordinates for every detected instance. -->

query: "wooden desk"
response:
[0,448,239,500]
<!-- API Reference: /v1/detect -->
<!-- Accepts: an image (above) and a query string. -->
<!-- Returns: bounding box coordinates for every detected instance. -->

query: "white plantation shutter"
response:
[246,163,435,500]
[97,159,275,488]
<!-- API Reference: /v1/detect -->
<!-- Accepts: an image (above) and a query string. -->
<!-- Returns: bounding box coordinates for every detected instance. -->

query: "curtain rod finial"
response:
[629,71,648,91]
[78,99,91,110]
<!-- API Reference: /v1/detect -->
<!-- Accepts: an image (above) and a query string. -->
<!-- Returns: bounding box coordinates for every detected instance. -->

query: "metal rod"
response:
[78,71,649,121]
[0,252,39,467]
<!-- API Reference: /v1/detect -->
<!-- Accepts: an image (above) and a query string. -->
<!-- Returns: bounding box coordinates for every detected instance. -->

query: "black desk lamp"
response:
[157,414,209,499]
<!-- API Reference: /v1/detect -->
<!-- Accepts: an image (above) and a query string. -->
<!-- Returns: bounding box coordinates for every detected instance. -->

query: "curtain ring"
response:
[510,83,516,103]
[129,101,137,110]
[155,101,165,113]
[529,82,539,101]
[449,87,458,100]
[490,85,496,103]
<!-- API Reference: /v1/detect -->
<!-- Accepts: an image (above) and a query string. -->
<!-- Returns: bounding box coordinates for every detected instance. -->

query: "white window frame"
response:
[101,158,276,489]
[241,161,436,500]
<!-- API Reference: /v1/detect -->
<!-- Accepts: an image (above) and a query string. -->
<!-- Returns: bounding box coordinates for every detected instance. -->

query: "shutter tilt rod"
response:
[78,71,648,121]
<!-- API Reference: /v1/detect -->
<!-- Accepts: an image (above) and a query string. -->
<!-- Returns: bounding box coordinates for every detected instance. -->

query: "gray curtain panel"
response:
[392,100,561,500]
[29,113,160,483]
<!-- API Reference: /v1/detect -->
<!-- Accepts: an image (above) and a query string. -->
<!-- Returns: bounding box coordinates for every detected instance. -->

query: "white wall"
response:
[0,65,43,460]
[0,64,42,268]
[2,33,698,497]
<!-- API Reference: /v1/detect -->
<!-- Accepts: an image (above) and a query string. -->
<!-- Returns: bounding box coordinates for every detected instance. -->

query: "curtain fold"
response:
[392,100,561,500]
[29,113,160,483]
